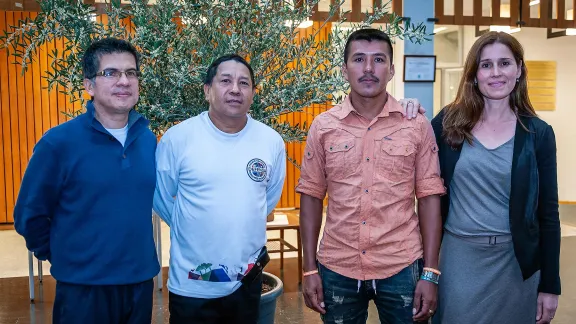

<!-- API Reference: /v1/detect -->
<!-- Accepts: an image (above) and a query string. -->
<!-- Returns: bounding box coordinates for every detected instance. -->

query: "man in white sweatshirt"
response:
[153,54,286,323]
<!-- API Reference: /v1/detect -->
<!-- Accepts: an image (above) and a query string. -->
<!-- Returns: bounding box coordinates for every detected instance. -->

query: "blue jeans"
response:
[318,259,424,324]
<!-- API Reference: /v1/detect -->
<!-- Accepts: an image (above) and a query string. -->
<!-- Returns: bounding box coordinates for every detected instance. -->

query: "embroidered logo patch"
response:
[246,158,267,182]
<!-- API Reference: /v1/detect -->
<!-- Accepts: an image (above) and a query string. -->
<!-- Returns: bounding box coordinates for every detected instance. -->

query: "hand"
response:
[536,292,559,323]
[398,98,426,120]
[302,273,326,314]
[412,280,438,322]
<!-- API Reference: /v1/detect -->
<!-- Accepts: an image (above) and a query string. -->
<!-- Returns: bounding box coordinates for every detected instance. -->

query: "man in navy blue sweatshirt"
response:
[13,38,160,324]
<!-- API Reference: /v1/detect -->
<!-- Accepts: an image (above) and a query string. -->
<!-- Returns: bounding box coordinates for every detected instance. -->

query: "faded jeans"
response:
[318,259,424,324]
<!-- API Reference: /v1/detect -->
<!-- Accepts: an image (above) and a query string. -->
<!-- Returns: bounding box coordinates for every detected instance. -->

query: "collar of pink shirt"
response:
[330,93,404,121]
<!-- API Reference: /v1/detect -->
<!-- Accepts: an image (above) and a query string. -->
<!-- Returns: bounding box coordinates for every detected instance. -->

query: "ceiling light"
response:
[433,27,447,33]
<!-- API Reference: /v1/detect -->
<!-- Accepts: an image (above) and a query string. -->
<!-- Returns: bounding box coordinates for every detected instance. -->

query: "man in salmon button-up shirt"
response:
[297,28,445,324]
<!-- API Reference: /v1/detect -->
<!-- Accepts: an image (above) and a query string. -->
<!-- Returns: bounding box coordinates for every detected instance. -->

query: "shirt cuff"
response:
[415,177,446,199]
[295,181,326,200]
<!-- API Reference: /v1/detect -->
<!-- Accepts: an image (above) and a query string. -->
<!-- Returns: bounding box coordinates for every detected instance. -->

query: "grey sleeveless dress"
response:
[433,136,539,324]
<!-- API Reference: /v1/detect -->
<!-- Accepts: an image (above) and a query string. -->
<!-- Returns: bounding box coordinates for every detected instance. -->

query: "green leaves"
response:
[2,0,430,147]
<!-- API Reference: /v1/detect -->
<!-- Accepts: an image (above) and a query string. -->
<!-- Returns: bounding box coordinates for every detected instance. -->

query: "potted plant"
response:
[259,272,284,324]
[1,0,428,139]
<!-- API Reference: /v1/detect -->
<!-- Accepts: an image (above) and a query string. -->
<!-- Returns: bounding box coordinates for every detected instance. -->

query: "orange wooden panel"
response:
[0,12,338,219]
[279,112,289,208]
[6,12,22,218]
[22,12,36,165]
[40,31,51,136]
[287,110,295,207]
[0,11,8,223]
[30,12,43,143]
[101,14,109,26]
[47,39,58,128]
[56,37,67,125]
[276,22,332,208]
[14,12,29,183]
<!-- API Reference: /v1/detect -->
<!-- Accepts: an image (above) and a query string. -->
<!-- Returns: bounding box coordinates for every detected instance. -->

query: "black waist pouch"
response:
[241,246,270,285]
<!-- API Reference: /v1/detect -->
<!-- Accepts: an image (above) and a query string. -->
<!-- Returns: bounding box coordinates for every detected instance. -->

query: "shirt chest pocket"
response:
[377,141,417,182]
[324,139,359,178]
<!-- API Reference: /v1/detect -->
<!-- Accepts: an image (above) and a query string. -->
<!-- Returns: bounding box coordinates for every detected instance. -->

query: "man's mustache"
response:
[359,75,379,82]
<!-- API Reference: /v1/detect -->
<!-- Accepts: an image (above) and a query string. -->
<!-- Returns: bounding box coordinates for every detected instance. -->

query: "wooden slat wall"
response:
[277,21,332,209]
[435,0,576,28]
[312,0,403,23]
[0,11,99,224]
[537,0,576,28]
[0,10,10,224]
[0,12,331,223]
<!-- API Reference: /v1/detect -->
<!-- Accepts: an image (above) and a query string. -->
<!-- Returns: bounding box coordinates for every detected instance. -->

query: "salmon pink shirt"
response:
[296,94,445,280]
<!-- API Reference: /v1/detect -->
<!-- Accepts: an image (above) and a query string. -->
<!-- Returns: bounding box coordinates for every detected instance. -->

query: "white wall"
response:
[435,31,460,64]
[460,26,576,201]
[392,38,405,100]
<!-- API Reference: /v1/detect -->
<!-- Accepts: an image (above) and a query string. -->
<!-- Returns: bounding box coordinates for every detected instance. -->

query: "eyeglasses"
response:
[93,69,141,80]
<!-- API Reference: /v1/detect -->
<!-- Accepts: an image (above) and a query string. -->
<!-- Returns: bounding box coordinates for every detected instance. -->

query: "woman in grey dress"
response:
[430,31,560,324]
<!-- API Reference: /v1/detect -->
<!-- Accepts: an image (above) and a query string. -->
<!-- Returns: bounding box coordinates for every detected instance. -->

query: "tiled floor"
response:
[1,206,576,323]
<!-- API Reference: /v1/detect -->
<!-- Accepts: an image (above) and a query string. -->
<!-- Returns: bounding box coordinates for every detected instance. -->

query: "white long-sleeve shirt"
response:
[153,111,286,298]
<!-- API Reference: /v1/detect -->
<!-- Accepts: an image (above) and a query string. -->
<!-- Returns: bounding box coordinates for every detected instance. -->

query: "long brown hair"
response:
[442,31,536,148]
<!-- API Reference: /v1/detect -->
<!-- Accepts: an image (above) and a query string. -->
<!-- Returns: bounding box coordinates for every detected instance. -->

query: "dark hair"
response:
[204,54,256,88]
[82,38,140,79]
[344,28,393,64]
[443,31,536,148]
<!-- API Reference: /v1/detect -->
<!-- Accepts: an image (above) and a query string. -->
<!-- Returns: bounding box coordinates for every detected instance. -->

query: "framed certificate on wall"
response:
[403,55,437,82]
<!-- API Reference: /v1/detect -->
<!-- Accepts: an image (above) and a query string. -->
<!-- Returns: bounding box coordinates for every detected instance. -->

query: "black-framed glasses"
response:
[93,69,141,80]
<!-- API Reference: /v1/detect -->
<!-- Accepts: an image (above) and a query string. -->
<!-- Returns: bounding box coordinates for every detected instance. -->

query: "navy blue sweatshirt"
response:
[14,101,160,285]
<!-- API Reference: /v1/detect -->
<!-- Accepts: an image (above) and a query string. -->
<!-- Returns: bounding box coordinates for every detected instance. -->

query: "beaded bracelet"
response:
[423,267,441,275]
[303,269,319,277]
